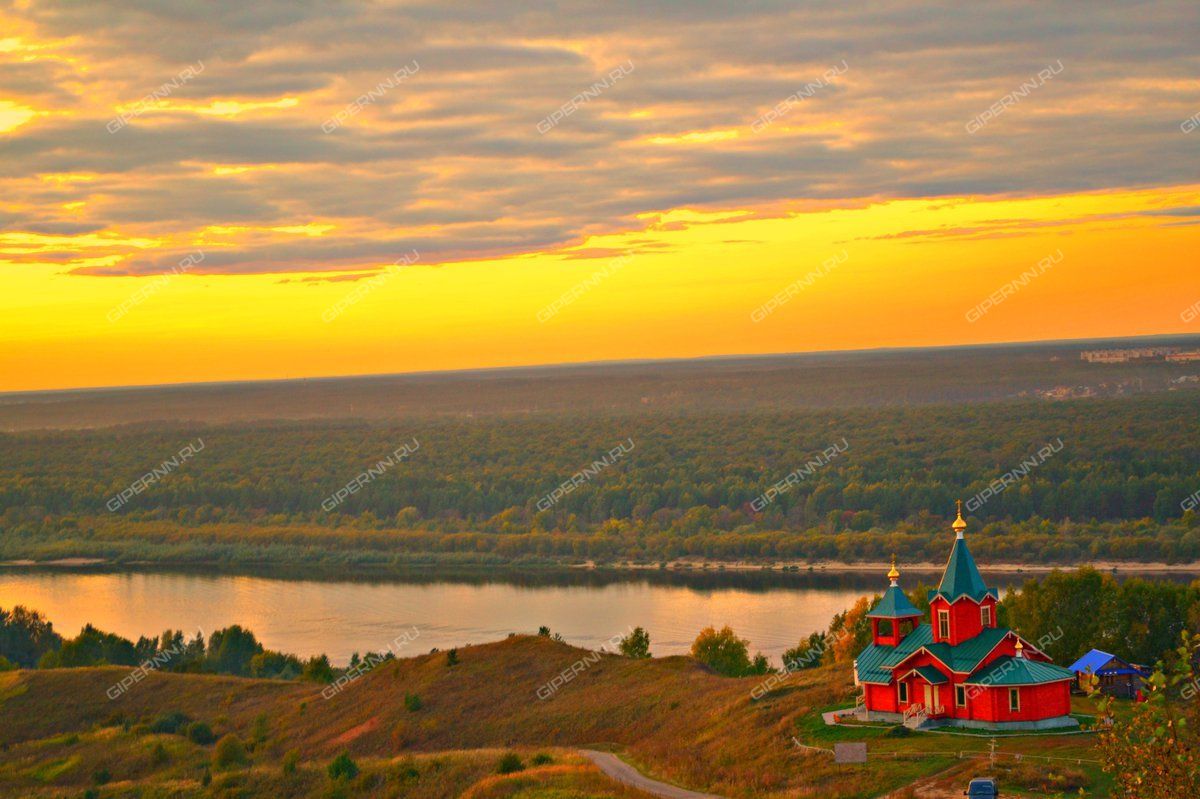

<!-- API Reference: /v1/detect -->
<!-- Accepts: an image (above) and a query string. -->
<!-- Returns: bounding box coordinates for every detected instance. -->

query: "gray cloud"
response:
[1,0,1198,275]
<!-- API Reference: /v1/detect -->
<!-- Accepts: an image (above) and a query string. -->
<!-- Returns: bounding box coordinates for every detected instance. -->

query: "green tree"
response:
[206,626,263,676]
[327,752,359,781]
[0,606,62,668]
[1094,632,1200,797]
[302,654,335,682]
[619,627,651,659]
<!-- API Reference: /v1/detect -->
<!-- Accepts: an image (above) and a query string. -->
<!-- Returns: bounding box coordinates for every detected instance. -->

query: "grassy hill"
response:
[0,635,1108,798]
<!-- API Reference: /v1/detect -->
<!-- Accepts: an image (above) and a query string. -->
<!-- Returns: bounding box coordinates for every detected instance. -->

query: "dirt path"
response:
[580,750,724,799]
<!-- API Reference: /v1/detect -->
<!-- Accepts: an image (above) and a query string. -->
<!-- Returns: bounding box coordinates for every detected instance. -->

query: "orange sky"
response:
[5,184,1200,391]
[2,3,1199,391]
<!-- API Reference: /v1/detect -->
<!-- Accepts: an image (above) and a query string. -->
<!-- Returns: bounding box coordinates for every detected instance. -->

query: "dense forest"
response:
[1,392,1199,565]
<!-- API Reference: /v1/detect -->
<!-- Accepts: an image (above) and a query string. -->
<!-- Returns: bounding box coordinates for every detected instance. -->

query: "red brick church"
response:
[854,503,1076,730]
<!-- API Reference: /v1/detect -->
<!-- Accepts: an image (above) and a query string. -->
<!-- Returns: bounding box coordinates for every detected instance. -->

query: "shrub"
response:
[497,752,524,774]
[537,626,551,637]
[0,656,15,672]
[187,721,216,745]
[691,626,753,676]
[328,752,359,781]
[148,711,190,735]
[781,632,827,671]
[249,713,270,747]
[151,741,169,765]
[201,767,212,786]
[446,648,459,666]
[212,734,248,769]
[619,627,651,659]
[404,693,422,712]
[282,749,300,775]
[92,767,111,785]
[531,752,553,766]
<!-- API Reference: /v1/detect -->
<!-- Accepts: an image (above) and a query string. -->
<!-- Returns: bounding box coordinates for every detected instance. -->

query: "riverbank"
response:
[6,555,1200,576]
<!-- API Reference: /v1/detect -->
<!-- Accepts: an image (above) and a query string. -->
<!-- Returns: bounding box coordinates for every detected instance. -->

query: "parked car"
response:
[965,778,998,798]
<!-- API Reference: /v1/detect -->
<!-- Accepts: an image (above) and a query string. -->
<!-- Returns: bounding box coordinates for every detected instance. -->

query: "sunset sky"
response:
[2,1,1199,392]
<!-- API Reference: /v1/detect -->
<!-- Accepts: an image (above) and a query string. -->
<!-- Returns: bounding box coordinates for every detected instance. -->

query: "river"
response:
[0,566,1040,665]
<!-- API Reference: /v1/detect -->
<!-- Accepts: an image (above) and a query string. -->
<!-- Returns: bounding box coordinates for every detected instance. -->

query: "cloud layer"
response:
[2,0,1198,276]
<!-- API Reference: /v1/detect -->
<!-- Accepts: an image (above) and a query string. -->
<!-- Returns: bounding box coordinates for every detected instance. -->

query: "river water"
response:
[0,566,1035,665]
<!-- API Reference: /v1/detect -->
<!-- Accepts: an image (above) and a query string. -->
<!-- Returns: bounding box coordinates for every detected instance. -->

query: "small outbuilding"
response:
[1067,649,1147,698]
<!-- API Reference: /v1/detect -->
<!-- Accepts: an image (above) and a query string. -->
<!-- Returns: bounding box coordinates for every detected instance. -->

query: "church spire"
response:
[887,553,900,586]
[934,502,993,603]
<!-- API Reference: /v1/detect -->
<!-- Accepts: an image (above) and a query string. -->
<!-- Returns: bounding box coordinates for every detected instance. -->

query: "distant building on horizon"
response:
[1081,347,1180,363]
[852,503,1076,730]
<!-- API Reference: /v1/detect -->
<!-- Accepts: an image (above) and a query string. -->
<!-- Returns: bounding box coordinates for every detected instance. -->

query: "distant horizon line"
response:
[7,330,1200,398]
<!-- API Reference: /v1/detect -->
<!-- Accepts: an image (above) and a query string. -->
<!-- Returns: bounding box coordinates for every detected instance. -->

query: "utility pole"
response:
[989,738,997,769]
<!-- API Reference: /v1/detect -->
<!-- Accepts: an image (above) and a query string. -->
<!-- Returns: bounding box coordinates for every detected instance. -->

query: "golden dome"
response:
[952,499,967,533]
[887,554,900,581]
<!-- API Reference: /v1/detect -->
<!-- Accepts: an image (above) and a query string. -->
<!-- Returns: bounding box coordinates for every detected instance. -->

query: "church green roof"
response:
[867,585,922,619]
[905,665,949,684]
[963,656,1075,687]
[855,625,1024,684]
[930,536,997,603]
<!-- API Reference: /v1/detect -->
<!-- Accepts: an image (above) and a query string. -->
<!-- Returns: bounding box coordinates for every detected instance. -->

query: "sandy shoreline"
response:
[572,558,1200,574]
[5,557,1196,575]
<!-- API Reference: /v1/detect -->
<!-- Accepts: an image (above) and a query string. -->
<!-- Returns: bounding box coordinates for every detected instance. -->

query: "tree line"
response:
[1,394,1199,564]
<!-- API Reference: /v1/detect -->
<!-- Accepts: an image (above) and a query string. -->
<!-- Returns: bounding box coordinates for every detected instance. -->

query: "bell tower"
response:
[867,555,922,647]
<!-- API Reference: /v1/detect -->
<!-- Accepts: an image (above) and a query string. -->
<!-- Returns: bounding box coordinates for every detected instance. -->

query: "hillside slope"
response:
[0,636,1104,798]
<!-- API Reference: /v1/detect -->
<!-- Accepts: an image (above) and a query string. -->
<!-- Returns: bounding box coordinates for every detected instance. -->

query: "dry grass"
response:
[0,635,1108,798]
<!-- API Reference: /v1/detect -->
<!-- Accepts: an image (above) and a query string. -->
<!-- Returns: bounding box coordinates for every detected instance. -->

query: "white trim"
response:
[889,646,958,675]
[973,631,1051,670]
[900,667,949,685]
[981,605,992,628]
[937,609,951,640]
[1008,687,1020,712]
[931,591,999,608]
